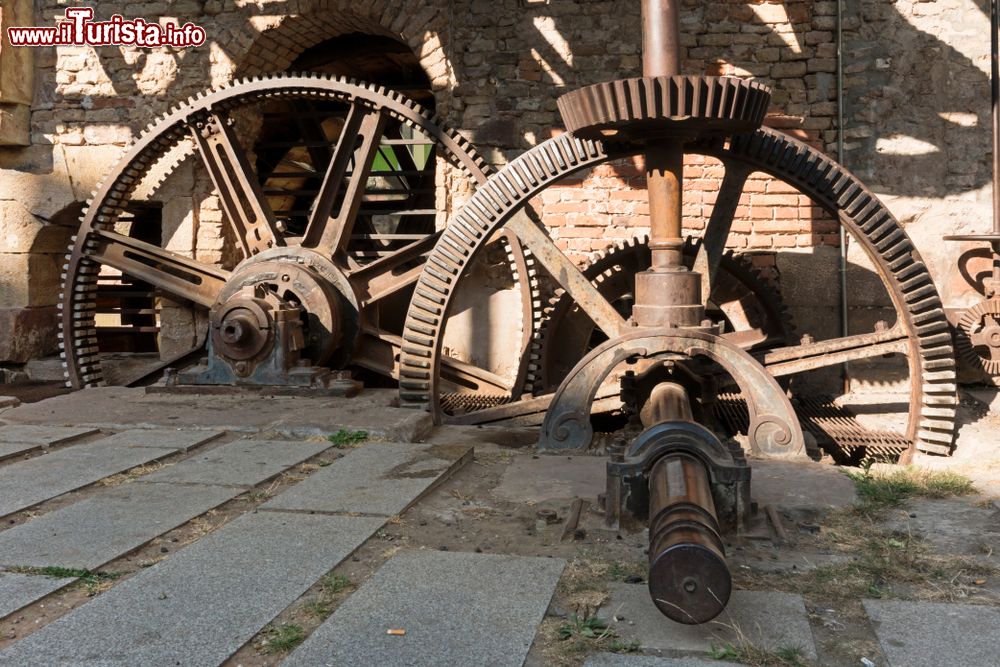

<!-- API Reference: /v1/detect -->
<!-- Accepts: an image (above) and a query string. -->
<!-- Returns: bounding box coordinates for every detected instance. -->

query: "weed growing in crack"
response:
[260,623,305,653]
[327,430,368,448]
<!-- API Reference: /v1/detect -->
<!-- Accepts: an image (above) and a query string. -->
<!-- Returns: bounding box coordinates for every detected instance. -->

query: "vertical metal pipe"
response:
[836,0,850,393]
[992,0,1000,237]
[641,0,685,271]
[642,0,681,77]
[646,144,686,268]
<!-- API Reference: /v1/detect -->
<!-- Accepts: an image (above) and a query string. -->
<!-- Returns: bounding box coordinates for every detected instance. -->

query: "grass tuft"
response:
[261,623,305,653]
[327,430,368,448]
[847,465,975,513]
[11,566,121,595]
[557,614,614,641]
[710,641,807,666]
[319,572,351,596]
[608,638,640,653]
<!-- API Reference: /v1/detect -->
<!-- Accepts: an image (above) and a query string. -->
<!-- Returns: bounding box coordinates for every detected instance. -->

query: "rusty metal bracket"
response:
[538,329,805,458]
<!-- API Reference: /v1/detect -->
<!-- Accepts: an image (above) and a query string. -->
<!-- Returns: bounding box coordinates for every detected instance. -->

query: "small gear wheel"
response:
[956,299,1000,376]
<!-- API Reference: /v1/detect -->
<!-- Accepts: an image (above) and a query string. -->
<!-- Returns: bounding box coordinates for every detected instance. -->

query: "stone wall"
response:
[0,0,990,388]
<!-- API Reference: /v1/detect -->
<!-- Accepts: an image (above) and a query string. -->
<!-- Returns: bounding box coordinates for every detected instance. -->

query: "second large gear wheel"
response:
[399,127,959,455]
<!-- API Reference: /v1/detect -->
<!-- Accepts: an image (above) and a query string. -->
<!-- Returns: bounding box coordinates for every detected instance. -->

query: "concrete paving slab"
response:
[598,584,816,659]
[141,438,329,487]
[0,572,76,620]
[283,550,565,667]
[884,497,1000,558]
[262,442,472,516]
[0,425,98,446]
[494,454,605,504]
[0,386,432,441]
[865,599,1000,667]
[750,459,857,511]
[0,441,178,518]
[0,511,385,667]
[585,656,750,667]
[0,482,242,570]
[88,429,223,452]
[0,441,41,463]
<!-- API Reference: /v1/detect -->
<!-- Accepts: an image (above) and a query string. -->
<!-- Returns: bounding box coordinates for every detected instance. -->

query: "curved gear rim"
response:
[398,127,957,456]
[59,73,495,389]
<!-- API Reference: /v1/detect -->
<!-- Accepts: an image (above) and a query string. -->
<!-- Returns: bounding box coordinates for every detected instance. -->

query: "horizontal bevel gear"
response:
[557,76,771,142]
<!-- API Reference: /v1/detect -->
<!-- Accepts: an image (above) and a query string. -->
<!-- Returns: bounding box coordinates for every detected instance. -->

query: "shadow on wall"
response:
[842,0,992,197]
[59,0,991,199]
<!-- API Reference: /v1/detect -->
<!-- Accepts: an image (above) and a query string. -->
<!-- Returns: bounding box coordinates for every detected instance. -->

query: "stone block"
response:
[0,572,75,621]
[0,441,39,462]
[62,145,126,201]
[0,145,76,220]
[0,512,385,665]
[0,252,62,307]
[0,306,59,363]
[585,656,750,667]
[161,197,195,254]
[865,600,1000,667]
[0,480,241,570]
[0,102,29,146]
[92,429,222,452]
[597,585,817,659]
[493,454,605,504]
[750,459,857,511]
[141,438,330,487]
[0,0,34,106]
[23,356,64,382]
[284,551,565,667]
[0,425,97,445]
[0,440,178,518]
[262,442,472,516]
[0,200,73,252]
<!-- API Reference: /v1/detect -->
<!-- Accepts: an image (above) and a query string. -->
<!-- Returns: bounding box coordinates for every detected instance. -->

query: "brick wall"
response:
[0,0,988,371]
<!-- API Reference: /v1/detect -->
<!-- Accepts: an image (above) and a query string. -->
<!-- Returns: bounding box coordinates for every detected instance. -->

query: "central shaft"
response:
[633,0,706,328]
[643,0,683,267]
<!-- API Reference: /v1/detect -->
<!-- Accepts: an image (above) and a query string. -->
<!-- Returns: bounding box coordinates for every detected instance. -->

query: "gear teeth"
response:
[401,126,958,458]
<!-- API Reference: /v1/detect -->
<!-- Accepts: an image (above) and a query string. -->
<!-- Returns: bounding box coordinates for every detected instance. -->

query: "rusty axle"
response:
[638,382,733,624]
[647,452,732,624]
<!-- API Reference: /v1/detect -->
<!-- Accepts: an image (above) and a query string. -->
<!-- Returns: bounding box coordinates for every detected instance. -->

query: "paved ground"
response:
[0,386,996,666]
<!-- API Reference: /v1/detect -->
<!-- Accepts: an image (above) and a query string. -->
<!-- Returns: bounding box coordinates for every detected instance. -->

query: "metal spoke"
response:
[758,328,909,377]
[356,328,512,393]
[347,234,440,305]
[693,161,752,303]
[302,105,387,255]
[507,212,628,338]
[189,110,283,257]
[86,229,229,308]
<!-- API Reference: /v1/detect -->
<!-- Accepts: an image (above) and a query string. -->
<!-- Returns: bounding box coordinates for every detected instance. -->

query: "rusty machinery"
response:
[59,77,540,396]
[60,0,964,626]
[395,0,959,623]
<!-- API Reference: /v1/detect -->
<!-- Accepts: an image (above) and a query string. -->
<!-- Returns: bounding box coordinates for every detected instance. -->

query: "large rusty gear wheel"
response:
[956,299,1000,377]
[399,128,958,455]
[59,74,537,394]
[529,235,795,394]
